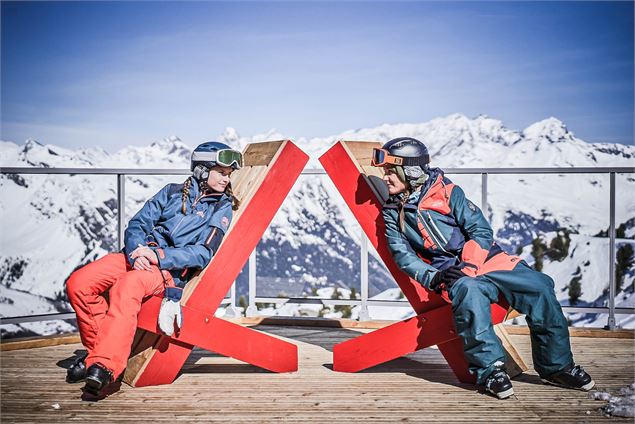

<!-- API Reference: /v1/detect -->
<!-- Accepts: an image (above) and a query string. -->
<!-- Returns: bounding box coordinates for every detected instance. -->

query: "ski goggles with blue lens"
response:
[191,149,244,169]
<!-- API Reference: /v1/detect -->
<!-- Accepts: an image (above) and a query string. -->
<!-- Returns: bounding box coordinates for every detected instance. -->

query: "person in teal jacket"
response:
[372,137,595,399]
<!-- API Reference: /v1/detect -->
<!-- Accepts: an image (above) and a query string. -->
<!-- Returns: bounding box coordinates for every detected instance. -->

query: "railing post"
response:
[607,172,617,330]
[224,281,242,318]
[359,228,370,321]
[481,172,488,219]
[245,249,259,317]
[117,174,126,250]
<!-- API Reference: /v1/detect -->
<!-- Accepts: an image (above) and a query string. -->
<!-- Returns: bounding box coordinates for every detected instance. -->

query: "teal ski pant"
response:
[447,260,573,385]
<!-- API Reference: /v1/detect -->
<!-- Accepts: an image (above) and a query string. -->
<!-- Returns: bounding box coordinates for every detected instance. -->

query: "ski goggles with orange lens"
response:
[371,148,405,167]
[192,149,244,169]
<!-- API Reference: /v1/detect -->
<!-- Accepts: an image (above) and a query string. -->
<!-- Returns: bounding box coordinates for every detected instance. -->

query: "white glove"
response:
[158,298,182,336]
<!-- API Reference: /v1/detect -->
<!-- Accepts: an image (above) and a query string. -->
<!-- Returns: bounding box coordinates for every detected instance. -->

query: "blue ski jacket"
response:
[123,176,232,298]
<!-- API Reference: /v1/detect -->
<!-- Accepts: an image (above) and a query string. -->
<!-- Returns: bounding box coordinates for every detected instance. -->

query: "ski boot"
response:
[542,364,595,391]
[483,368,514,399]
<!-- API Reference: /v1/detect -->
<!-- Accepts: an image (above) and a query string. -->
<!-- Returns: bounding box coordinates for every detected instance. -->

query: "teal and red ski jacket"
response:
[382,168,519,289]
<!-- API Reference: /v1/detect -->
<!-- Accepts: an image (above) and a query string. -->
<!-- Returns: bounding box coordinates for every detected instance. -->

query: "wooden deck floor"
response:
[1,325,633,423]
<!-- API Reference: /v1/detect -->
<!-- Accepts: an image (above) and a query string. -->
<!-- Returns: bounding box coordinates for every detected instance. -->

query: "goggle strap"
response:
[192,149,243,167]
[191,151,217,162]
[400,155,429,166]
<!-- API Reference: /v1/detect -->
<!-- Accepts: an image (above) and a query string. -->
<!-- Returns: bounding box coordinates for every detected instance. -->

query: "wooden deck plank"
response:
[2,321,631,351]
[1,326,633,423]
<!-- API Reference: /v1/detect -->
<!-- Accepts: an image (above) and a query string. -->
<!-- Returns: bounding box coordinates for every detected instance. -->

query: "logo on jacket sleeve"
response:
[467,201,477,212]
[196,210,205,218]
[221,216,230,230]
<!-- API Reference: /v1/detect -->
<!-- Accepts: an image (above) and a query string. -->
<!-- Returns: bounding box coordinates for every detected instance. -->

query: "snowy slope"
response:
[1,114,633,336]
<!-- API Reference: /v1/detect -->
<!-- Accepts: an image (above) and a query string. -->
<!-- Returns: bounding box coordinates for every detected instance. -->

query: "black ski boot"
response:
[541,364,595,391]
[483,369,514,399]
[66,352,88,383]
[83,363,113,396]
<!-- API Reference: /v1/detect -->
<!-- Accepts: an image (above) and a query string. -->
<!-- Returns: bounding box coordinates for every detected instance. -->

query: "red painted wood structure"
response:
[320,141,525,383]
[123,140,308,387]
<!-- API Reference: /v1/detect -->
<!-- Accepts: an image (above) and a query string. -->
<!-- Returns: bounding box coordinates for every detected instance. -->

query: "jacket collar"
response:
[418,168,444,198]
[188,176,230,204]
[402,168,445,205]
[386,167,446,206]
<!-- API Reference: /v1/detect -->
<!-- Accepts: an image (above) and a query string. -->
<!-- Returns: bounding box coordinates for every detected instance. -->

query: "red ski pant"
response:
[66,253,173,378]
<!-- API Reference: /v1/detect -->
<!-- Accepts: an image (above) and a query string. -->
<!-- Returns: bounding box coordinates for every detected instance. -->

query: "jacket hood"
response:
[386,167,446,206]
[418,167,444,198]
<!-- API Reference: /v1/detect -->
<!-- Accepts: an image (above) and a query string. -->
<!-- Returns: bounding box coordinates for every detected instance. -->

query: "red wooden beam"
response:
[320,141,512,383]
[319,141,446,313]
[186,140,309,311]
[126,141,307,387]
[131,336,193,387]
[437,338,475,383]
[332,303,508,374]
[333,306,455,372]
[136,296,298,374]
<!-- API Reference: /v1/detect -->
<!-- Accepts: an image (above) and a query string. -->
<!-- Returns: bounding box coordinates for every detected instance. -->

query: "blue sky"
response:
[1,1,633,150]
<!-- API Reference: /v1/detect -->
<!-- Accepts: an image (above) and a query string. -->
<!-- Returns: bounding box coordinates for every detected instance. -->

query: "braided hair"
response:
[180,175,241,215]
[397,189,412,233]
[181,177,193,214]
[225,183,241,211]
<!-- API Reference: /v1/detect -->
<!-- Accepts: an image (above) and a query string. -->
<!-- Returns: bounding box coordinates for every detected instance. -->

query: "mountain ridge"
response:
[1,113,633,336]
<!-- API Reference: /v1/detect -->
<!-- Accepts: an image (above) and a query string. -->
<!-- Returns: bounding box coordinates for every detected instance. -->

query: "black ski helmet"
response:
[380,137,429,167]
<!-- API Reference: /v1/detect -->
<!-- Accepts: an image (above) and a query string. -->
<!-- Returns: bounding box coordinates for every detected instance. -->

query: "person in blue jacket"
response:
[65,142,242,396]
[371,137,594,399]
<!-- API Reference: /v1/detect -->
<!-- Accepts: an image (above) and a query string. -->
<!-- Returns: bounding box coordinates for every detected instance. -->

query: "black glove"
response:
[429,263,474,294]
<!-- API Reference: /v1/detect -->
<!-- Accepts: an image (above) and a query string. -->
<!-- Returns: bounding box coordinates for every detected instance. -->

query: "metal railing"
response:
[1,166,633,330]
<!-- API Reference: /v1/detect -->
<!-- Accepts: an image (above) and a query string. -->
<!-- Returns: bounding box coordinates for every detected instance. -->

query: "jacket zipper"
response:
[191,193,208,209]
[170,215,186,238]
[169,194,200,238]
[427,211,449,245]
[417,210,447,253]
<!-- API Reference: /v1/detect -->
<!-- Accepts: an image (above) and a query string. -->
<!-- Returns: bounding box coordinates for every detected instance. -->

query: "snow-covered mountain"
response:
[1,114,633,336]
